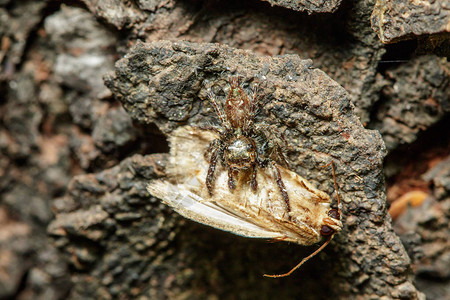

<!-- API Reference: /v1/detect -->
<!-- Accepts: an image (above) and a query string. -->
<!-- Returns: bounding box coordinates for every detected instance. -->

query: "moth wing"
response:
[147,180,288,240]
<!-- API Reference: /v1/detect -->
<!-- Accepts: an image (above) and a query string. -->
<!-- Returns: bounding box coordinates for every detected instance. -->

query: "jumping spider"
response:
[204,76,292,211]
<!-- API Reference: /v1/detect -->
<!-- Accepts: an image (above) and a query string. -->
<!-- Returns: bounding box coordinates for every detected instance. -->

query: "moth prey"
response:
[147,126,342,277]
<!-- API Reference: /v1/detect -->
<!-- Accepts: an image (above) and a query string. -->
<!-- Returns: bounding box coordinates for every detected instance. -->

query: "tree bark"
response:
[0,0,448,299]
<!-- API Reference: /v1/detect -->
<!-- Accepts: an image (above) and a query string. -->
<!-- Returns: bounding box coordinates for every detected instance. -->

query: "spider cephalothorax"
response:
[205,76,291,211]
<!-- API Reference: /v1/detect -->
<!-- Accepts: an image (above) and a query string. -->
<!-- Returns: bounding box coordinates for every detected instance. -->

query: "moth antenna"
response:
[263,234,334,278]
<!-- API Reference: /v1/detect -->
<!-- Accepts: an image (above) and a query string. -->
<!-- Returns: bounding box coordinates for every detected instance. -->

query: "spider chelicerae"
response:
[204,76,292,211]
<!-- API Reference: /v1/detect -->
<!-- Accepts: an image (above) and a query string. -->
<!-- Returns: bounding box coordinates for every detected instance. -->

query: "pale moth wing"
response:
[147,126,342,245]
[147,181,287,239]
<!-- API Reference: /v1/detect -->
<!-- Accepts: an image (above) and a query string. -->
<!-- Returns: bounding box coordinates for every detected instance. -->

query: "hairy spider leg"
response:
[275,146,290,169]
[278,130,292,155]
[207,90,229,130]
[270,161,291,213]
[206,140,222,196]
[270,129,291,168]
[250,164,258,191]
[227,168,238,191]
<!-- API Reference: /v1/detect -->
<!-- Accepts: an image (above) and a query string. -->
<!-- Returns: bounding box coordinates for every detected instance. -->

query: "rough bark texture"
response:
[100,40,421,299]
[0,0,449,299]
[82,0,388,125]
[394,157,450,300]
[369,55,450,151]
[371,0,450,44]
[0,1,48,79]
[261,0,341,13]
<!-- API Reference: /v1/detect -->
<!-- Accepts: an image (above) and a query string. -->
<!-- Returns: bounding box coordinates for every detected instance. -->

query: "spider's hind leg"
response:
[271,161,291,213]
[250,164,258,191]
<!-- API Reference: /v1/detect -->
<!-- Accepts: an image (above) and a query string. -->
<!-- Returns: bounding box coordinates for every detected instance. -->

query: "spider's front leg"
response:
[207,89,230,130]
[206,139,222,196]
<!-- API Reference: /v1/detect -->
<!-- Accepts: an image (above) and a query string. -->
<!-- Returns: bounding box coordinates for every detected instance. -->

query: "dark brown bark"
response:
[0,0,448,299]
